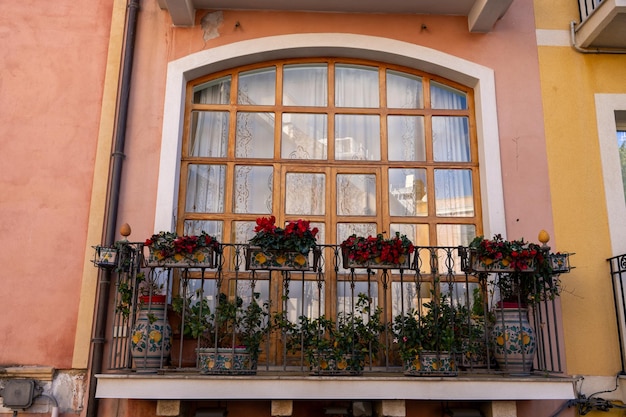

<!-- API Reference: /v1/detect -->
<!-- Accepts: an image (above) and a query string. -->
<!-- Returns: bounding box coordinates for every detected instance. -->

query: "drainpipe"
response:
[569,20,626,54]
[86,0,141,416]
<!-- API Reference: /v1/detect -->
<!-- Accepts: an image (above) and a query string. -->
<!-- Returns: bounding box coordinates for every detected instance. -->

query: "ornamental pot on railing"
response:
[308,350,364,376]
[469,251,535,273]
[130,295,172,370]
[196,347,256,375]
[491,303,536,375]
[341,249,411,270]
[245,246,318,271]
[146,246,215,268]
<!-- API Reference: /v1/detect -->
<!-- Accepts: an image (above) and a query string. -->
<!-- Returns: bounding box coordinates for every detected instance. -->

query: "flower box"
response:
[245,247,317,270]
[469,250,535,273]
[549,253,571,273]
[403,352,458,377]
[309,351,363,376]
[342,248,410,270]
[197,347,256,375]
[146,246,215,268]
[93,246,118,269]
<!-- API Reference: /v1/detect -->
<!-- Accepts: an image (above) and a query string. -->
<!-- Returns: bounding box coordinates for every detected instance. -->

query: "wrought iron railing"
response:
[609,253,626,373]
[96,243,566,376]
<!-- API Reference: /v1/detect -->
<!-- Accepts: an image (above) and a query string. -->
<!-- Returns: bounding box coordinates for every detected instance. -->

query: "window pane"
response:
[337,223,377,245]
[434,169,474,217]
[390,223,429,246]
[285,280,325,321]
[337,174,377,216]
[189,111,229,157]
[436,224,476,274]
[285,173,326,215]
[238,67,276,105]
[234,165,273,214]
[618,130,626,203]
[430,81,467,109]
[389,168,427,216]
[335,64,379,108]
[388,116,425,161]
[236,112,275,158]
[283,64,328,107]
[232,221,256,243]
[193,76,231,104]
[432,116,470,162]
[337,281,379,315]
[335,115,381,160]
[183,220,224,242]
[186,164,226,213]
[281,113,328,159]
[386,70,423,109]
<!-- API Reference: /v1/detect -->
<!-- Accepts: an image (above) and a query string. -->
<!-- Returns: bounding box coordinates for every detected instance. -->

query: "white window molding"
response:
[596,94,626,256]
[156,34,506,237]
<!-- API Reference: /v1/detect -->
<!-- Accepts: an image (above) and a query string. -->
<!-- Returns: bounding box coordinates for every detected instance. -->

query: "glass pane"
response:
[337,282,379,315]
[233,221,257,243]
[283,64,328,107]
[387,116,425,161]
[390,223,429,246]
[434,169,474,217]
[284,280,325,321]
[337,223,377,244]
[388,168,427,216]
[432,116,470,162]
[193,76,231,104]
[337,174,377,216]
[285,173,326,215]
[233,280,271,313]
[335,64,379,108]
[618,130,626,203]
[183,220,224,242]
[436,224,477,274]
[234,165,273,214]
[391,281,433,316]
[238,67,276,105]
[335,115,381,160]
[430,81,467,109]
[281,113,328,159]
[386,70,423,109]
[189,111,229,157]
[186,164,226,213]
[236,112,275,158]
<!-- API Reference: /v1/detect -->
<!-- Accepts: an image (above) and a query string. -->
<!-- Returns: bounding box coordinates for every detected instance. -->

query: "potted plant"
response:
[144,231,220,268]
[169,293,211,367]
[196,292,270,374]
[128,272,172,370]
[276,293,385,375]
[246,216,319,270]
[340,232,414,269]
[392,289,459,376]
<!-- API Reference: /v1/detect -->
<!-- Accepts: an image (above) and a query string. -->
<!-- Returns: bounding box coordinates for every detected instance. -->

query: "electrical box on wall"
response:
[1,379,39,410]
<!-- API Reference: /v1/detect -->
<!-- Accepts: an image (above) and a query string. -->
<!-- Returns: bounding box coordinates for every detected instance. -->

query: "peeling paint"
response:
[201,11,224,42]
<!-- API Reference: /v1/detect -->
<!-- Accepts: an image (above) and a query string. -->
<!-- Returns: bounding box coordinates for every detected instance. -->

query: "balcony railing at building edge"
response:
[94,242,569,377]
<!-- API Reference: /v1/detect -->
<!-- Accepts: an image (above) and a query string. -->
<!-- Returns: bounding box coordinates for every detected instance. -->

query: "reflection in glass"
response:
[193,76,231,104]
[386,70,423,109]
[388,168,427,216]
[335,64,379,108]
[281,113,327,159]
[283,64,328,107]
[236,112,275,158]
[432,116,470,162]
[238,67,276,105]
[285,173,326,215]
[434,169,474,217]
[335,115,380,160]
[387,116,425,161]
[186,164,226,213]
[234,165,273,214]
[189,111,229,157]
[430,81,467,109]
[337,174,377,216]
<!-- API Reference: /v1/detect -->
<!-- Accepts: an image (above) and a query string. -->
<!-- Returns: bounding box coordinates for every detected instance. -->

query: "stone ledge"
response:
[0,366,55,382]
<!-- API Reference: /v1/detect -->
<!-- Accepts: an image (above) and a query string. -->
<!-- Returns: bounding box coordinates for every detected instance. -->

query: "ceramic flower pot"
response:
[146,246,215,268]
[341,248,411,270]
[130,295,172,370]
[469,251,535,272]
[197,347,256,375]
[245,247,317,270]
[492,306,536,375]
[403,351,458,376]
[308,351,364,375]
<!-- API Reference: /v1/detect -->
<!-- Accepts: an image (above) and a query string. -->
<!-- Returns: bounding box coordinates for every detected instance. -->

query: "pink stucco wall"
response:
[0,1,112,366]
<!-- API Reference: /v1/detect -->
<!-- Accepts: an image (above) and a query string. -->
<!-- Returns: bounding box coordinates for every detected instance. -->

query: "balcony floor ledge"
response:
[96,372,576,401]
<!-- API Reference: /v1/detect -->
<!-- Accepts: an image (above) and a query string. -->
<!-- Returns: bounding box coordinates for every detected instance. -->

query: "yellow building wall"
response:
[535,0,626,376]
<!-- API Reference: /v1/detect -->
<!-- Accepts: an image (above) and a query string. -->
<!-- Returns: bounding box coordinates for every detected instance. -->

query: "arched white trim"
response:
[156,33,506,237]
[596,94,626,256]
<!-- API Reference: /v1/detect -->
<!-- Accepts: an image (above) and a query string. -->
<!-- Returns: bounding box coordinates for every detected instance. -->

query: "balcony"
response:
[576,0,626,48]
[93,242,576,401]
[156,0,514,32]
